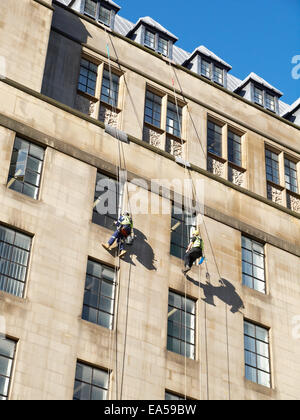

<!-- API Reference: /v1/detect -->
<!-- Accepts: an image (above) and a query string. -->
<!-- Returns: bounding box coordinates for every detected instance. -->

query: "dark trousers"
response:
[108,226,131,251]
[184,247,203,268]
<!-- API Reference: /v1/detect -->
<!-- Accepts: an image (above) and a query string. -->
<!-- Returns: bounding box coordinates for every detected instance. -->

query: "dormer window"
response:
[254,86,263,106]
[183,46,232,88]
[127,17,178,60]
[265,92,275,112]
[82,0,120,29]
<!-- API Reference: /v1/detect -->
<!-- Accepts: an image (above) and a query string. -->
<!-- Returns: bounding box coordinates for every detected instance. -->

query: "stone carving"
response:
[75,94,95,117]
[287,194,300,213]
[207,156,224,178]
[267,184,283,205]
[143,126,161,148]
[99,104,118,127]
[166,137,183,158]
[229,166,244,187]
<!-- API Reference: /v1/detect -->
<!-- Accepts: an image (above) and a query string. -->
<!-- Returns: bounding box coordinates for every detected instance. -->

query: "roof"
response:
[234,72,283,96]
[127,16,178,41]
[283,98,300,117]
[102,0,121,10]
[184,45,232,69]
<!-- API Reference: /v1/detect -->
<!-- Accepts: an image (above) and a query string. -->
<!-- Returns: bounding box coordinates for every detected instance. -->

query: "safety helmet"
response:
[193,229,200,236]
[123,211,130,217]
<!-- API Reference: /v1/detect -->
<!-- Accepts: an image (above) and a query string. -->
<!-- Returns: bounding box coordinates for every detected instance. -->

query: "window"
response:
[242,236,265,293]
[165,391,185,400]
[265,149,280,185]
[0,226,32,298]
[207,121,222,157]
[244,321,271,388]
[100,69,120,108]
[73,361,109,400]
[254,87,263,106]
[213,65,223,85]
[284,158,298,193]
[228,130,242,166]
[84,0,97,17]
[0,338,16,400]
[144,90,162,128]
[201,59,211,78]
[167,291,196,359]
[170,205,196,260]
[78,58,98,97]
[92,172,123,230]
[265,92,275,112]
[166,101,182,138]
[158,37,169,56]
[99,4,111,26]
[82,260,116,329]
[8,137,44,200]
[144,29,155,50]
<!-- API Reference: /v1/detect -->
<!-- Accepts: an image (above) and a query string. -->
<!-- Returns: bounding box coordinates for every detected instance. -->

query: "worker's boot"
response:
[182,266,191,274]
[119,250,127,258]
[102,243,111,251]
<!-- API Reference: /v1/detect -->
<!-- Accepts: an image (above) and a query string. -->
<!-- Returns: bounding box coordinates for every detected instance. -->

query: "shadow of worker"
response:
[187,276,244,314]
[121,229,157,271]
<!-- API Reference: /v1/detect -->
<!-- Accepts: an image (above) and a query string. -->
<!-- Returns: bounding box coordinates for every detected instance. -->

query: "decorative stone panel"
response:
[207,155,225,178]
[165,136,183,158]
[267,183,283,205]
[99,104,118,127]
[74,94,96,117]
[287,193,300,213]
[143,126,162,148]
[228,165,245,187]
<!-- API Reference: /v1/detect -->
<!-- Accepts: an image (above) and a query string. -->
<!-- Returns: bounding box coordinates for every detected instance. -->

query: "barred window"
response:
[166,101,182,138]
[73,361,109,400]
[170,205,196,260]
[167,290,196,359]
[201,59,211,78]
[144,90,162,128]
[265,149,280,186]
[254,87,263,106]
[213,66,223,85]
[84,0,97,18]
[228,130,242,166]
[158,37,168,56]
[244,321,271,388]
[0,338,16,400]
[0,226,32,298]
[99,5,111,26]
[284,158,298,193]
[207,121,222,157]
[78,58,98,96]
[242,236,265,293]
[100,69,119,108]
[265,93,275,112]
[82,260,116,330]
[8,137,44,200]
[144,29,155,50]
[92,172,123,230]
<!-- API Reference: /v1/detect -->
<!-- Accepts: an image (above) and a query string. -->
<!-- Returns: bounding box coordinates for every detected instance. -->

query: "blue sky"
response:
[116,0,300,106]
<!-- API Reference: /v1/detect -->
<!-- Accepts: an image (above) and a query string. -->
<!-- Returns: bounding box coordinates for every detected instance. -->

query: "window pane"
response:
[257,370,270,387]
[92,369,109,389]
[245,365,257,383]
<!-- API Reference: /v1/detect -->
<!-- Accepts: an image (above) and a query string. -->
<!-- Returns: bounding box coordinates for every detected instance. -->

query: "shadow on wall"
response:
[122,228,157,271]
[187,276,245,314]
[41,6,91,107]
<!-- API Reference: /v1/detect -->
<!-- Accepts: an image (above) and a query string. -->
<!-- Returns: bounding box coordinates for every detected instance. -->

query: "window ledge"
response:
[166,132,185,143]
[228,161,247,173]
[207,151,227,164]
[266,180,285,191]
[286,189,300,199]
[144,121,165,134]
[77,89,99,103]
[100,101,122,113]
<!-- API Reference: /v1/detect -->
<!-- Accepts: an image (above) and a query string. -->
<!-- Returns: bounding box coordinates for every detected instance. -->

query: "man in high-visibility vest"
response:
[182,229,204,274]
[102,211,134,258]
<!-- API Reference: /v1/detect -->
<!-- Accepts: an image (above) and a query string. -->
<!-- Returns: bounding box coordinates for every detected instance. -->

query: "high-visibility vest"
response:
[121,215,132,226]
[192,235,203,250]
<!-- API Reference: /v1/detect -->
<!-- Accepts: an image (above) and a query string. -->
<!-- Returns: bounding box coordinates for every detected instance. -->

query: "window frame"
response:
[78,58,98,98]
[100,67,120,108]
[207,120,223,158]
[265,148,280,186]
[73,360,109,400]
[241,235,266,294]
[167,289,196,360]
[0,337,17,400]
[144,89,162,129]
[170,204,197,260]
[284,157,298,194]
[244,320,271,388]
